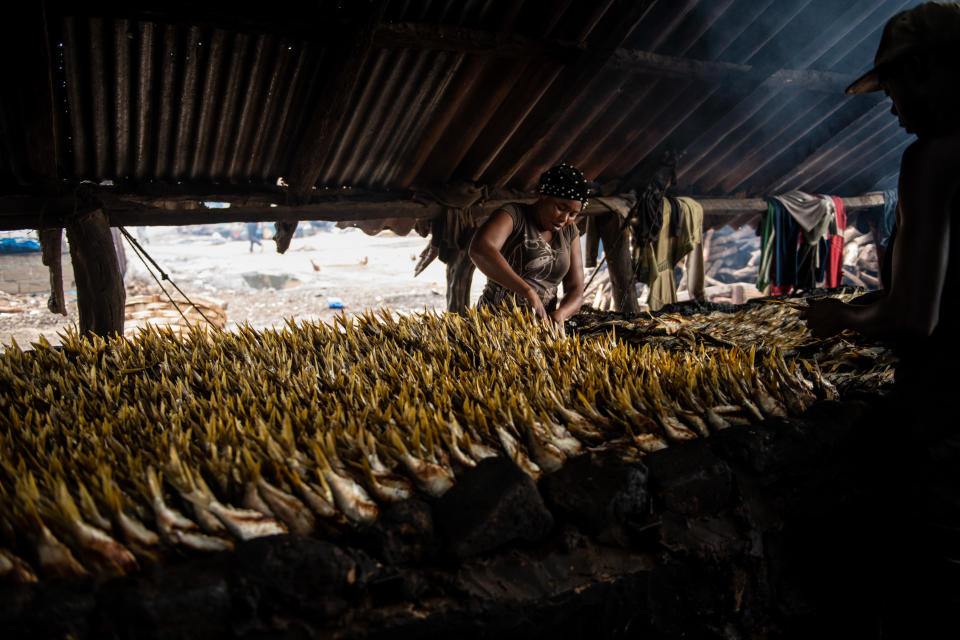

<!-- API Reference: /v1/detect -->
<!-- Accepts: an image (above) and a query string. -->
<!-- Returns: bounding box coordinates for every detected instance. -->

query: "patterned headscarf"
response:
[537,163,589,209]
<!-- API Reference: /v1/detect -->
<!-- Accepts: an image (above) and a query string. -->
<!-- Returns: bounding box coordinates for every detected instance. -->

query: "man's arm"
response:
[551,234,585,324]
[804,141,954,338]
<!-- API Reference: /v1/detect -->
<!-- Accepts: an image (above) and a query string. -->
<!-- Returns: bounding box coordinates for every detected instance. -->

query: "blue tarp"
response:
[0,238,41,254]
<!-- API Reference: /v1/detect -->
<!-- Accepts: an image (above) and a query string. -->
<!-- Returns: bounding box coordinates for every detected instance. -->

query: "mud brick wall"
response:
[0,252,74,295]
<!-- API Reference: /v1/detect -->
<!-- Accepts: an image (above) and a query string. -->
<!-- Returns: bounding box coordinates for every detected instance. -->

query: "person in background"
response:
[801,3,960,635]
[247,221,262,253]
[469,163,587,326]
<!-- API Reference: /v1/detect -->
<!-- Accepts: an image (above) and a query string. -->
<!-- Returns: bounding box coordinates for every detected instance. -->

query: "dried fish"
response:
[0,295,888,581]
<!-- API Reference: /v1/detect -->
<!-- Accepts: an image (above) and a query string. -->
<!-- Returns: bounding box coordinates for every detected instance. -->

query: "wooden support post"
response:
[446,249,476,314]
[732,284,745,305]
[66,209,125,337]
[584,215,600,268]
[39,229,66,315]
[595,211,640,314]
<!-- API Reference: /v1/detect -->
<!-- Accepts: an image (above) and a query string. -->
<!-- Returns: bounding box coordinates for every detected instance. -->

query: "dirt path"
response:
[0,226,487,348]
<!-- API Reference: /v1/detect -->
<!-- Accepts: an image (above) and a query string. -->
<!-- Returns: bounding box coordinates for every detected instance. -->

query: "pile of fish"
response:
[571,295,896,393]
[0,303,864,583]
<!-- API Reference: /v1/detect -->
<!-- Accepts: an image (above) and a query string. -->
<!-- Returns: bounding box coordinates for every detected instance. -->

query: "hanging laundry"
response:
[666,195,684,238]
[756,201,776,291]
[630,154,677,249]
[774,190,833,243]
[643,197,704,311]
[769,198,800,296]
[681,198,706,304]
[763,190,833,296]
[825,196,847,288]
[878,188,898,248]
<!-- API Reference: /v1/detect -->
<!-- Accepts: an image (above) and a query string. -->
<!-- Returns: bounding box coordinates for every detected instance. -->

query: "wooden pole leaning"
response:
[66,209,125,337]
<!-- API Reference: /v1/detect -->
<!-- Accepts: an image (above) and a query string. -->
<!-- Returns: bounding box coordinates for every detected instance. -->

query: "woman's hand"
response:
[799,298,848,338]
[522,287,549,320]
[548,309,565,327]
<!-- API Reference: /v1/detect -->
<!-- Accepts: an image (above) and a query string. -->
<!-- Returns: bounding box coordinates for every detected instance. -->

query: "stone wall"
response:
[3,395,907,639]
[0,251,74,295]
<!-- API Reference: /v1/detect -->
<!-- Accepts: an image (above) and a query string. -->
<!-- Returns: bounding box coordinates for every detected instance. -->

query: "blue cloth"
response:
[0,237,41,254]
[878,189,897,248]
[768,198,826,290]
[771,198,798,288]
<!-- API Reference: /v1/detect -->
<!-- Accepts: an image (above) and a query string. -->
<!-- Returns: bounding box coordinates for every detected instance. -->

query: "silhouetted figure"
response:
[802,4,960,636]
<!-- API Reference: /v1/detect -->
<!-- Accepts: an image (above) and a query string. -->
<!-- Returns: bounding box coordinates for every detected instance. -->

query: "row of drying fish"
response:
[572,296,896,391]
[0,305,840,583]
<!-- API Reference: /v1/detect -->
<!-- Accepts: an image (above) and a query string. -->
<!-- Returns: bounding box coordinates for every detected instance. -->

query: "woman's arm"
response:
[803,141,954,339]
[550,233,584,325]
[469,209,547,318]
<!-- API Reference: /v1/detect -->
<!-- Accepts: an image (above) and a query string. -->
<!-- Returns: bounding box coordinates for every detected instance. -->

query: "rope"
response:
[117,226,220,332]
[582,253,608,293]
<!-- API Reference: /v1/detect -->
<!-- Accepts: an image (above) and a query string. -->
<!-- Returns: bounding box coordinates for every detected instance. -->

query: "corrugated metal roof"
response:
[2,0,924,207]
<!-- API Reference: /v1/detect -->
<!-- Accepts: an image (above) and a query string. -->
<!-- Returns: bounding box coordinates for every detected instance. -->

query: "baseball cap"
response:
[846,2,960,94]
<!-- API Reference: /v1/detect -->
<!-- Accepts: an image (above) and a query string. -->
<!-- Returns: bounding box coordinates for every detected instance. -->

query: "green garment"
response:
[757,201,775,291]
[643,197,704,312]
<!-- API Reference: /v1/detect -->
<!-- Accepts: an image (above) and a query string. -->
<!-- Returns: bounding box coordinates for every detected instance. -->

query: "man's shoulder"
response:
[901,135,960,188]
[902,133,960,168]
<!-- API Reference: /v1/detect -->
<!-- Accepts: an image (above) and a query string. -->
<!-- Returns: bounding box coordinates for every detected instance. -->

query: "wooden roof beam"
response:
[0,191,889,232]
[375,22,856,94]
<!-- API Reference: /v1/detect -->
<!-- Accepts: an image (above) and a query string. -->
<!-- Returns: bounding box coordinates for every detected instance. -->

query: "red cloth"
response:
[826,196,847,288]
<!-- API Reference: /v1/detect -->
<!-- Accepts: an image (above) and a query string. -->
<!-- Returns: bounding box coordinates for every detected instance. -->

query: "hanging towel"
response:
[765,190,834,295]
[644,197,703,311]
[769,198,799,296]
[826,196,847,288]
[679,197,706,303]
[772,190,832,236]
[756,201,776,291]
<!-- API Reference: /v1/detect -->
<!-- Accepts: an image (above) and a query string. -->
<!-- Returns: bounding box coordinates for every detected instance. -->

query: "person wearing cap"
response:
[803,1,960,344]
[470,164,587,324]
[800,2,960,634]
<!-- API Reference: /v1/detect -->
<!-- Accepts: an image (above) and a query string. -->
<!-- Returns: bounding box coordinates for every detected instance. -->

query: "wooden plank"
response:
[108,203,442,227]
[696,193,885,213]
[0,192,889,231]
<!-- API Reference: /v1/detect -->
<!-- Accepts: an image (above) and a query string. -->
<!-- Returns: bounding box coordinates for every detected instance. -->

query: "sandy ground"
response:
[0,225,488,348]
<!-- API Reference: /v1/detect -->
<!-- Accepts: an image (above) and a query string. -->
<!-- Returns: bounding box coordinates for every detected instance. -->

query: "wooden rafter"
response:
[0,190,888,232]
[374,23,856,95]
[485,0,661,191]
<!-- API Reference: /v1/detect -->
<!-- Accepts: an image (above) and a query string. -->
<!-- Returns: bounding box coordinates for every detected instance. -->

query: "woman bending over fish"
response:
[470,164,587,325]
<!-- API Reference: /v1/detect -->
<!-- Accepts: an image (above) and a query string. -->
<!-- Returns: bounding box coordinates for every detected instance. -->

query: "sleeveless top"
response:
[476,203,579,312]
